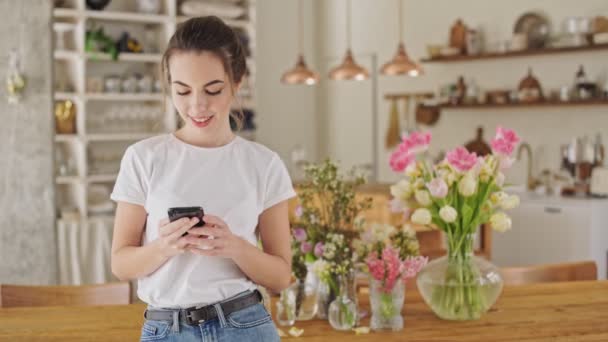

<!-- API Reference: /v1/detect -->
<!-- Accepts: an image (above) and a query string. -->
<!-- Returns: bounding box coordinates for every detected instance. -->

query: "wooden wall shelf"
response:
[421,43,608,63]
[439,99,608,109]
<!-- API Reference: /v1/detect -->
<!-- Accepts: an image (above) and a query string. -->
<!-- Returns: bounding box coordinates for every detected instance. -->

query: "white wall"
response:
[257,0,608,185]
[255,0,319,178]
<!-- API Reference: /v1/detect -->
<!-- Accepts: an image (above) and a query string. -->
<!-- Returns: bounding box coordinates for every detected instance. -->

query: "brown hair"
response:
[161,16,247,130]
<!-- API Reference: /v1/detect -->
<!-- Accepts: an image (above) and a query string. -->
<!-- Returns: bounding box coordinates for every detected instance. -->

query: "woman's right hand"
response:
[155,217,200,258]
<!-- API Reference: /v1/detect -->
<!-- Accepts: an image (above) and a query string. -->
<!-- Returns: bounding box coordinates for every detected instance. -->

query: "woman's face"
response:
[168,51,237,133]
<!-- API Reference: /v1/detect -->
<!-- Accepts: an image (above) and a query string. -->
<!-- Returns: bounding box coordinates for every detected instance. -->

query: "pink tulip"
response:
[293,228,307,242]
[389,150,415,172]
[402,131,432,154]
[496,126,520,145]
[446,147,478,172]
[426,178,448,199]
[491,126,520,157]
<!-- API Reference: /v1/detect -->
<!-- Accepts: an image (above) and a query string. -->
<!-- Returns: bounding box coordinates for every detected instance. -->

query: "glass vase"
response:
[294,263,319,321]
[328,274,357,331]
[316,269,357,320]
[417,234,503,320]
[369,277,405,331]
[275,283,296,326]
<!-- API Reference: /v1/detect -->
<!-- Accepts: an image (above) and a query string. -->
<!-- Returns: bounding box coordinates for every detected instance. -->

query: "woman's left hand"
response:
[184,215,248,259]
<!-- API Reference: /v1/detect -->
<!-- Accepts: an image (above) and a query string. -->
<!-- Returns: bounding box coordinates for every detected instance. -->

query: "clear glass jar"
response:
[328,274,357,331]
[369,277,405,331]
[275,284,296,326]
[295,263,319,321]
[417,234,503,320]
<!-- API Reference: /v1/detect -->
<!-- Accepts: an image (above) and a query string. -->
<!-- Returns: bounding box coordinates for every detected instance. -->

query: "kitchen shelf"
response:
[439,99,608,110]
[56,176,80,184]
[54,50,79,61]
[87,133,158,142]
[55,92,79,101]
[85,93,164,101]
[85,10,168,24]
[422,43,608,63]
[87,174,118,183]
[53,8,79,19]
[86,52,163,63]
[176,16,251,30]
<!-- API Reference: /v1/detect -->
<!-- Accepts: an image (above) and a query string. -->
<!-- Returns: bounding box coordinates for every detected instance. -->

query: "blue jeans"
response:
[140,302,280,342]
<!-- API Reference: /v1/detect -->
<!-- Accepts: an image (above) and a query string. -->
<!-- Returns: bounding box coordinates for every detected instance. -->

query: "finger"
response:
[174,236,192,250]
[159,217,189,236]
[188,246,222,257]
[202,215,227,229]
[159,218,169,226]
[184,236,222,249]
[188,227,226,238]
[167,218,200,240]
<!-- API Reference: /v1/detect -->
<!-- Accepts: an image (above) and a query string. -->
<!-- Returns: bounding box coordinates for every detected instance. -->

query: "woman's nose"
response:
[191,93,209,112]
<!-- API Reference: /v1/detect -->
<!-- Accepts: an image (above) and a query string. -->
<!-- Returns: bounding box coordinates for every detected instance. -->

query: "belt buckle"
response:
[185,308,205,325]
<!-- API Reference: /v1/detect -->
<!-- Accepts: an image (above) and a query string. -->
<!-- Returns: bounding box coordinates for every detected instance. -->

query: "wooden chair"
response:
[501,261,598,286]
[0,282,131,308]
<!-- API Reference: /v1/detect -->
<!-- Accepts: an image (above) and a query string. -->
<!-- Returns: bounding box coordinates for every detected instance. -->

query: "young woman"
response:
[110,16,294,341]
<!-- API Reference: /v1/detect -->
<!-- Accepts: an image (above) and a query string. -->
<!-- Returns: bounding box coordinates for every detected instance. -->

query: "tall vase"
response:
[295,263,319,321]
[417,233,503,320]
[369,278,405,331]
[328,274,357,331]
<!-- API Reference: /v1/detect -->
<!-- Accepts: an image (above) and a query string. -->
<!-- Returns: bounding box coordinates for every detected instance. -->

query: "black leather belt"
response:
[144,290,262,325]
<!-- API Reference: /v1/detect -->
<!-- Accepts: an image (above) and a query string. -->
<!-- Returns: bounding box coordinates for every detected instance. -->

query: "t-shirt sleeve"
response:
[262,154,297,211]
[110,146,148,207]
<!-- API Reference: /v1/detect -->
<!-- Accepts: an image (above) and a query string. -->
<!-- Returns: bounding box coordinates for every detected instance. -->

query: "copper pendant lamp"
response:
[281,0,319,85]
[380,0,423,77]
[328,0,369,81]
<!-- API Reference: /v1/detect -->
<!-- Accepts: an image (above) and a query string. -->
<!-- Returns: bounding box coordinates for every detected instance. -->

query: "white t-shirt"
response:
[110,134,296,308]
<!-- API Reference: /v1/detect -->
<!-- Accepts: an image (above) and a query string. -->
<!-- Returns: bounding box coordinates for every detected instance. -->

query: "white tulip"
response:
[390,180,412,200]
[501,195,520,210]
[439,205,458,223]
[491,191,508,206]
[411,208,432,225]
[458,174,477,197]
[490,212,512,232]
[415,190,433,206]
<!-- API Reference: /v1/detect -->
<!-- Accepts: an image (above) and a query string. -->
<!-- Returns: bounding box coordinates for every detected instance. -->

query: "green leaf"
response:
[462,203,474,230]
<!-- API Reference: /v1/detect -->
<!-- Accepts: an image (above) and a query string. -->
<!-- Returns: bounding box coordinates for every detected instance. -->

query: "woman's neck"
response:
[175,126,236,148]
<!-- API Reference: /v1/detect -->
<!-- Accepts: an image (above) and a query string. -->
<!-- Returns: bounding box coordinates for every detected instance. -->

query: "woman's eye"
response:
[176,91,190,96]
[205,89,223,96]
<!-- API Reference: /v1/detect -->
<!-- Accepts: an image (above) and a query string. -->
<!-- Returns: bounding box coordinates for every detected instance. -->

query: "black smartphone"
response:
[168,206,205,236]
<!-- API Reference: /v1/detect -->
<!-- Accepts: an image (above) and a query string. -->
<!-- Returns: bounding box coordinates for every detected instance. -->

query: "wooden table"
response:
[1,281,607,341]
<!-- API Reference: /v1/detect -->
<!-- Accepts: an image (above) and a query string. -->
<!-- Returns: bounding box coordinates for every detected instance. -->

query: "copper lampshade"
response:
[280,0,319,85]
[281,54,319,85]
[381,42,423,76]
[381,0,423,77]
[329,49,369,81]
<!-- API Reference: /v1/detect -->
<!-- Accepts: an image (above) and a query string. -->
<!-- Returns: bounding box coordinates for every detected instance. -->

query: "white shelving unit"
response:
[52,0,257,223]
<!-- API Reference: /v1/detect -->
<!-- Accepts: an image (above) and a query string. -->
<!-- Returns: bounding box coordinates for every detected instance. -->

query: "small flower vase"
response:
[316,269,357,320]
[295,264,319,321]
[417,234,504,320]
[328,274,357,331]
[369,277,405,331]
[275,283,296,326]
